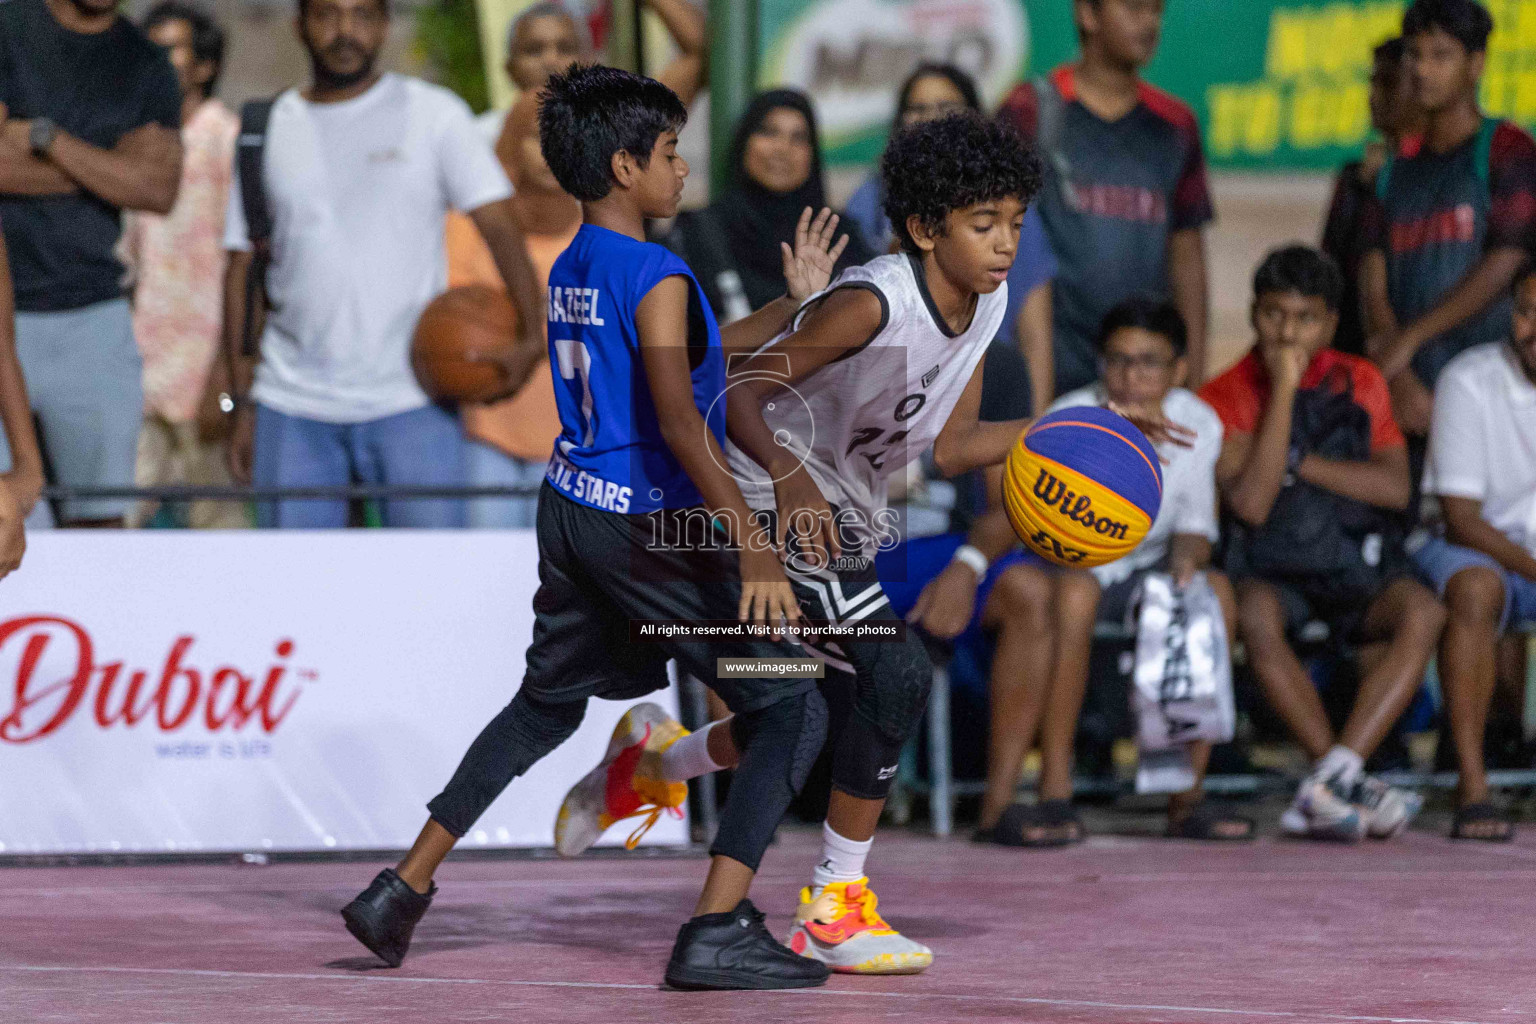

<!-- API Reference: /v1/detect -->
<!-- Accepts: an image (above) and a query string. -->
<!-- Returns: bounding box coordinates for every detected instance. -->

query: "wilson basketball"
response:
[1002,406,1163,569]
[411,285,519,403]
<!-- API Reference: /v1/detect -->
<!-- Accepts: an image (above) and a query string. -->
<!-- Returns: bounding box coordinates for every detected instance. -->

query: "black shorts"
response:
[524,484,831,714]
[1250,557,1414,644]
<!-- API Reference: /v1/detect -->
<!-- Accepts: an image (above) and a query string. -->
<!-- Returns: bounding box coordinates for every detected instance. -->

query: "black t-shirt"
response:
[0,0,180,311]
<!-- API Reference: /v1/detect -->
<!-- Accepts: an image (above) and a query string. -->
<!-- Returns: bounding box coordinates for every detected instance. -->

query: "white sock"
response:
[1314,745,1365,787]
[811,822,873,890]
[659,720,727,782]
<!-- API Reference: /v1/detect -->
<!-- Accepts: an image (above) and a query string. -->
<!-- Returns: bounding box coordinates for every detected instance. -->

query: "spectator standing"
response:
[446,95,577,528]
[122,1,243,529]
[0,0,183,527]
[223,0,544,529]
[1320,37,1421,357]
[1201,246,1444,843]
[1361,0,1536,439]
[1411,265,1536,842]
[0,232,42,576]
[480,0,706,142]
[847,63,1059,414]
[998,0,1213,396]
[663,89,873,323]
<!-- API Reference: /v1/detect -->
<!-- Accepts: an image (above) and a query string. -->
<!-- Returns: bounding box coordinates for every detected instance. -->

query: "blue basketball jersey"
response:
[543,224,725,514]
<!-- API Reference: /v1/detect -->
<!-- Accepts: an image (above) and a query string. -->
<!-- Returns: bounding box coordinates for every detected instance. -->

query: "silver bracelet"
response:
[952,544,989,577]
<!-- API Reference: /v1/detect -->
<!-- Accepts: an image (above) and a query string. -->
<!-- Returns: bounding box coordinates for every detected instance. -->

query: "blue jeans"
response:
[1413,536,1536,632]
[465,440,545,528]
[252,402,466,528]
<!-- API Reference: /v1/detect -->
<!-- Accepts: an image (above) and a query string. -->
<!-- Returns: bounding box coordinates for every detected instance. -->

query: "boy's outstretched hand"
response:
[782,206,850,304]
[1106,400,1196,454]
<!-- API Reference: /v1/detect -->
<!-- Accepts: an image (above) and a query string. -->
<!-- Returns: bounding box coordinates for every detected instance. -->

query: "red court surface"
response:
[4,823,1534,1024]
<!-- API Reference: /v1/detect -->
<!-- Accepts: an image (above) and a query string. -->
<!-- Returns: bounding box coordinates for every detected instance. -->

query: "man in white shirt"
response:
[222,0,543,528]
[1412,264,1536,842]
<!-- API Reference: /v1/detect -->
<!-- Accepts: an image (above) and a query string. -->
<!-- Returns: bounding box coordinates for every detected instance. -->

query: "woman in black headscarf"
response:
[663,89,872,322]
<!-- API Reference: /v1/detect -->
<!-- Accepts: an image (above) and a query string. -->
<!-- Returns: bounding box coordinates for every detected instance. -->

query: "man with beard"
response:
[0,0,183,527]
[222,0,545,528]
[1411,264,1536,842]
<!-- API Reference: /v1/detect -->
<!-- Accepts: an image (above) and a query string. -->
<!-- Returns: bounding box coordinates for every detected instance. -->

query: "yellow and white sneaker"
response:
[785,877,933,975]
[554,703,688,858]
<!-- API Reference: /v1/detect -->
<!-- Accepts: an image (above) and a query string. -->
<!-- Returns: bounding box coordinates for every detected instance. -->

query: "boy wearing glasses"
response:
[953,296,1244,847]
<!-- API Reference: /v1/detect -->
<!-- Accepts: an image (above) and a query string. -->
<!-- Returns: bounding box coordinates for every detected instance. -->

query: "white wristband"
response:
[952,544,988,577]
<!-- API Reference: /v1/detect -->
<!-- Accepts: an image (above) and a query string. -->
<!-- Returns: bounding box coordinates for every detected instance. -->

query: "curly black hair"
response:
[539,64,687,202]
[880,112,1042,255]
[1252,245,1344,311]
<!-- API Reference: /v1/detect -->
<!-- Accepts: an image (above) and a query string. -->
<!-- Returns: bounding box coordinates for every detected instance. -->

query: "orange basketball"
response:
[411,285,520,403]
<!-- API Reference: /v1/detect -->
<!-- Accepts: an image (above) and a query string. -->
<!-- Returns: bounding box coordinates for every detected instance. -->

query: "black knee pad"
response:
[831,635,932,801]
[709,687,827,871]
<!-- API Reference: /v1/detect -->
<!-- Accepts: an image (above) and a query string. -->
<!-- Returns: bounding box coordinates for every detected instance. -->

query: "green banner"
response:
[757,0,1536,171]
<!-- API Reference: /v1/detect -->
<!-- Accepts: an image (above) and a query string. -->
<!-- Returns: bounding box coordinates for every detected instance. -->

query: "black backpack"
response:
[235,98,277,358]
[1221,365,1401,583]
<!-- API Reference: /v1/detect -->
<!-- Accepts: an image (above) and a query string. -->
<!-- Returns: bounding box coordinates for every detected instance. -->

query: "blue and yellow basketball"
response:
[1002,407,1163,568]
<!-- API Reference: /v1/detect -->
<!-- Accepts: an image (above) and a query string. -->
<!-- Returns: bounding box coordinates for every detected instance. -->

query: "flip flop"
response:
[984,799,1085,848]
[1450,801,1515,842]
[1166,801,1255,842]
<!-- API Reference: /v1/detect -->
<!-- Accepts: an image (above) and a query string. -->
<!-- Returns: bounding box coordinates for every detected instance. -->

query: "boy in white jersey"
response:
[558,114,1180,973]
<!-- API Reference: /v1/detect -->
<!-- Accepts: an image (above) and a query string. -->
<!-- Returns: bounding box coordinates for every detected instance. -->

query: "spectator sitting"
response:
[222,0,545,529]
[1320,37,1421,357]
[479,0,706,143]
[0,0,184,527]
[662,89,873,323]
[1410,263,1536,842]
[1361,0,1536,441]
[998,0,1214,394]
[967,298,1247,846]
[446,95,577,528]
[845,62,1058,414]
[1200,245,1445,843]
[122,0,245,529]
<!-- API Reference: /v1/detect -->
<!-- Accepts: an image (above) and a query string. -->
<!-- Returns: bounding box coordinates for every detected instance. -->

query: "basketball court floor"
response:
[5,817,1532,1024]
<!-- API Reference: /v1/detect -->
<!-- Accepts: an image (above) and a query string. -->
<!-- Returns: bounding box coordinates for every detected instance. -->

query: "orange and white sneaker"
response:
[554,703,688,858]
[785,878,933,975]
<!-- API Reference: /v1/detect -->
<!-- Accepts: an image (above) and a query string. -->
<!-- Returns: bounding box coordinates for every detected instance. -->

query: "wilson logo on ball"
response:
[1003,407,1163,569]
[1030,469,1132,541]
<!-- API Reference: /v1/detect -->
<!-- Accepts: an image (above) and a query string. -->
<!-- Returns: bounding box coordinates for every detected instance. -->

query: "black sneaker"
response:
[341,868,435,967]
[664,899,830,991]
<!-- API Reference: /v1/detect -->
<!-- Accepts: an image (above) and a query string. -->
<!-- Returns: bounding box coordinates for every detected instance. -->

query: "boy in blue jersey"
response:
[341,65,852,991]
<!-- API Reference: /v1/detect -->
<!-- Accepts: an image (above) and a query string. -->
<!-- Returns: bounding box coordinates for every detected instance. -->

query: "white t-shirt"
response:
[1423,341,1536,555]
[1050,385,1223,587]
[225,74,513,423]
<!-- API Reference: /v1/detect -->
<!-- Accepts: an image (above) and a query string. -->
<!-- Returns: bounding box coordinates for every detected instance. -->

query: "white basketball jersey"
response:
[726,253,1008,554]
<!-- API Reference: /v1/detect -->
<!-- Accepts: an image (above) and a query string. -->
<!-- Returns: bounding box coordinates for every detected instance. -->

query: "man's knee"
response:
[1056,569,1103,622]
[990,563,1054,632]
[1237,582,1287,646]
[1390,581,1448,640]
[1444,567,1506,629]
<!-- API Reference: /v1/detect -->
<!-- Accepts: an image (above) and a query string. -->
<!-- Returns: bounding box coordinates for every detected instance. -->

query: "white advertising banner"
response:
[0,532,688,855]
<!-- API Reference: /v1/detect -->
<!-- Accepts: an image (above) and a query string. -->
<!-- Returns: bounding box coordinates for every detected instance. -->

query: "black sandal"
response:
[984,799,1085,848]
[1450,801,1515,842]
[1166,801,1255,842]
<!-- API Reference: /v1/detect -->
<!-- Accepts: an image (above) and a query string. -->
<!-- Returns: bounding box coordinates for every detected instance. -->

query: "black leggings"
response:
[427,685,826,873]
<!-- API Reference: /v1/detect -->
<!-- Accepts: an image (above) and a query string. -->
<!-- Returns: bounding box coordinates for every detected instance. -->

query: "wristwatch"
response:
[29,117,57,157]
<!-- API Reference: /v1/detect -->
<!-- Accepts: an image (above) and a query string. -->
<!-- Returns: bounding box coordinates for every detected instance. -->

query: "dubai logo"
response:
[0,615,305,744]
